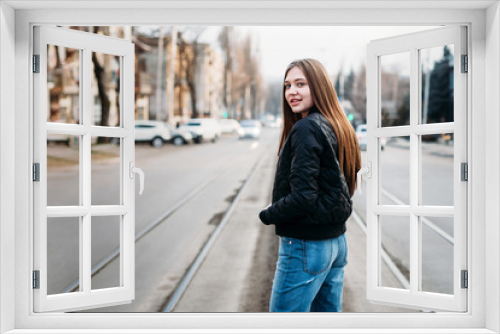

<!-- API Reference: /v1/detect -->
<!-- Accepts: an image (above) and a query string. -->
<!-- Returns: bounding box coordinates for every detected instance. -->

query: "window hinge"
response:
[33,163,40,182]
[33,270,40,289]
[33,54,40,73]
[461,163,468,181]
[461,54,468,73]
[461,270,468,289]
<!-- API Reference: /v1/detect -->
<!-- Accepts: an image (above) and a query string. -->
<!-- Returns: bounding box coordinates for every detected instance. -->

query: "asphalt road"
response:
[45,129,456,310]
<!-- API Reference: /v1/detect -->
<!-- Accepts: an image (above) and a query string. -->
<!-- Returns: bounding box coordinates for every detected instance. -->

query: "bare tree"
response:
[351,64,367,123]
[92,27,111,141]
[264,79,282,117]
[218,26,234,118]
[177,27,206,118]
[232,32,265,120]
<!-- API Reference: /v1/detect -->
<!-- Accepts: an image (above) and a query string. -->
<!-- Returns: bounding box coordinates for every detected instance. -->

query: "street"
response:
[46,129,456,311]
[47,128,280,311]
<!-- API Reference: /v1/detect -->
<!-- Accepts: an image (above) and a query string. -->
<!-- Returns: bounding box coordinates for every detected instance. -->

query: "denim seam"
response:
[332,235,347,268]
[274,238,292,310]
[286,238,292,266]
[343,234,348,266]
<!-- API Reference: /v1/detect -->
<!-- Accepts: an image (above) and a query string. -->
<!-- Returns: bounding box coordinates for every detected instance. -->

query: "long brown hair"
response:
[278,58,361,196]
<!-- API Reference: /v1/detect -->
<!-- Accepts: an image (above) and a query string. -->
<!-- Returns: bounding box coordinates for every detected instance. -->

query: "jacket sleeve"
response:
[259,120,323,225]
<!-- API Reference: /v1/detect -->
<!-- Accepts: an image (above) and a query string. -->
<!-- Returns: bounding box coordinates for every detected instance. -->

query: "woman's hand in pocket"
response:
[259,203,272,225]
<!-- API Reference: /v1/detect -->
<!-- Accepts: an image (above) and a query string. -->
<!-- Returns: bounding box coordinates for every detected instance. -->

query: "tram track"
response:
[160,157,262,312]
[62,153,252,294]
[63,139,274,304]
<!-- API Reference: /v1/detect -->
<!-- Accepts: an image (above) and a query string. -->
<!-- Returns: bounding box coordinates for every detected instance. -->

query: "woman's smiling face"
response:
[284,66,314,116]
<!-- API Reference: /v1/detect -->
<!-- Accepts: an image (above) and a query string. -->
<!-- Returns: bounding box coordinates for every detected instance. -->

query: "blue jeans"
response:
[269,234,348,312]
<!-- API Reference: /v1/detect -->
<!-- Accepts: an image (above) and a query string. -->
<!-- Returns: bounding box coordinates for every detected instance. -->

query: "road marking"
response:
[351,209,410,290]
[250,142,259,150]
[381,188,454,245]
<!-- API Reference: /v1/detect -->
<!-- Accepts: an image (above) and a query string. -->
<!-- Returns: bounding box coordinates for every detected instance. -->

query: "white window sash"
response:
[366,26,468,312]
[33,25,136,313]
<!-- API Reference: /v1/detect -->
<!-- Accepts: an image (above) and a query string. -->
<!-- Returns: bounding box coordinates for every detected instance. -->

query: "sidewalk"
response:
[173,151,416,313]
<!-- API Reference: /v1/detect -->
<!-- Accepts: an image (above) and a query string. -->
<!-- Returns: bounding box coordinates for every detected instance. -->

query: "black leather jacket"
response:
[259,107,352,240]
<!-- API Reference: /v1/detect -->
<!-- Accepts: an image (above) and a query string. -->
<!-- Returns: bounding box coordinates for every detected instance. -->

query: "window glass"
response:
[421,216,454,294]
[91,216,121,290]
[47,136,80,206]
[91,136,121,205]
[380,136,410,205]
[47,217,80,295]
[91,52,121,127]
[47,45,81,124]
[421,133,454,206]
[379,215,410,290]
[380,52,410,127]
[421,45,454,124]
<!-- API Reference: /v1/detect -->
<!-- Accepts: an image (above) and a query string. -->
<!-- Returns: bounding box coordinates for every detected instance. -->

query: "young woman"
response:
[259,58,361,312]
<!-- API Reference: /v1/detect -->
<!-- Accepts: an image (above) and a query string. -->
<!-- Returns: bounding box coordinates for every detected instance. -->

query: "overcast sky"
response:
[196,25,442,82]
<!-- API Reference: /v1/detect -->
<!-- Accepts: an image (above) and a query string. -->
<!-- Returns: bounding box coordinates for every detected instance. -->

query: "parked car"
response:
[166,123,194,146]
[238,119,262,139]
[355,124,386,151]
[179,118,221,143]
[218,119,241,134]
[261,115,281,128]
[134,120,192,148]
[262,119,281,128]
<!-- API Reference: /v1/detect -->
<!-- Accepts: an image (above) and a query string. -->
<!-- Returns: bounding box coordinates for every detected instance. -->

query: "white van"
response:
[179,118,222,143]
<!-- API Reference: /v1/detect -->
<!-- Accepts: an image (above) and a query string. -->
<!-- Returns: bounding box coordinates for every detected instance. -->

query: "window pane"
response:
[379,215,410,290]
[48,217,80,295]
[47,136,80,206]
[421,45,454,124]
[91,137,121,205]
[380,52,410,127]
[91,52,121,127]
[47,45,81,124]
[380,136,410,205]
[421,133,454,206]
[91,216,121,290]
[421,216,454,294]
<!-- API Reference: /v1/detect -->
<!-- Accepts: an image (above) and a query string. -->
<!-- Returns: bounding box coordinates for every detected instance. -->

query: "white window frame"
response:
[1,1,499,333]
[366,26,468,312]
[33,26,136,313]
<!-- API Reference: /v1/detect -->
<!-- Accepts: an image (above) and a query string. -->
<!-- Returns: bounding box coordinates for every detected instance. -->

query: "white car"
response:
[238,119,262,139]
[218,119,241,134]
[179,118,221,143]
[356,124,386,151]
[134,120,193,148]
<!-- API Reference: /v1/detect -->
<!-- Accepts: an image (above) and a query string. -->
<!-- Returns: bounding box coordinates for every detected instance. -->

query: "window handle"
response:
[356,161,371,196]
[129,162,145,195]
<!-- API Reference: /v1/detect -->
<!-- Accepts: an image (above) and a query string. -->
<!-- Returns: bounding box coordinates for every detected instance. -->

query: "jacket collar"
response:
[307,105,320,115]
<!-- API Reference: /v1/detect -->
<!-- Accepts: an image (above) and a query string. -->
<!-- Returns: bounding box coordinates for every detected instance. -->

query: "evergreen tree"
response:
[427,46,454,123]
